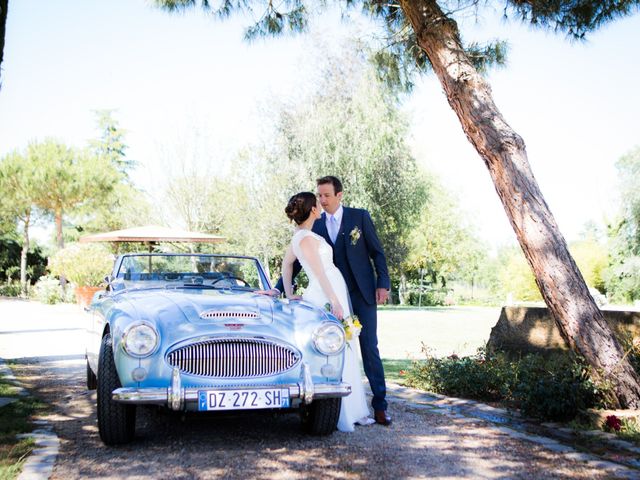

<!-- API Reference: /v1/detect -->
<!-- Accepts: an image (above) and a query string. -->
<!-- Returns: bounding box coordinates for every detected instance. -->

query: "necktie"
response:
[328,215,338,244]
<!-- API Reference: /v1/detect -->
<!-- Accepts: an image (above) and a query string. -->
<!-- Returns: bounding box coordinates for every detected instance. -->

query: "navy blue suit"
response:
[276,207,390,411]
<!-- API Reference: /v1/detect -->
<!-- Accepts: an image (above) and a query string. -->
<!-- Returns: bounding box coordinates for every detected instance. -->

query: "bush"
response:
[49,243,113,287]
[0,237,47,284]
[514,355,603,421]
[604,255,640,303]
[0,281,22,297]
[405,348,607,421]
[405,290,447,306]
[405,349,517,401]
[30,275,74,304]
[617,332,640,376]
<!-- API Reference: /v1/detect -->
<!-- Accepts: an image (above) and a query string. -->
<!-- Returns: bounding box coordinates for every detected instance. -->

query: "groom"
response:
[271,176,392,426]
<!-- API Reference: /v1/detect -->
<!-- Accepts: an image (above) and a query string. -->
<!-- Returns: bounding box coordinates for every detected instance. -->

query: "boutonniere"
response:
[349,226,361,246]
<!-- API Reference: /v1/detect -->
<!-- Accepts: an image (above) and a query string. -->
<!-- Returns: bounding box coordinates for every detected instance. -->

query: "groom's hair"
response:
[316,176,343,194]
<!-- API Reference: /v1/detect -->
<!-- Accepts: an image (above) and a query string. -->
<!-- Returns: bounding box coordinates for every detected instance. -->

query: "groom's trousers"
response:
[350,288,388,412]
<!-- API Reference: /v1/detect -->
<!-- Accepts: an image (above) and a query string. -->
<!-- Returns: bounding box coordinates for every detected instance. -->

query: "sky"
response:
[1,1,639,247]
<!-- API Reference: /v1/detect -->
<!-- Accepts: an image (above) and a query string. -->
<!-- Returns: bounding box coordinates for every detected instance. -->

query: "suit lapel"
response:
[334,207,349,252]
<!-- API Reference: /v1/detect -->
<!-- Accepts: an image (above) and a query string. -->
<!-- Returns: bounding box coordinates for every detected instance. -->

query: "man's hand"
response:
[255,288,280,297]
[376,288,389,305]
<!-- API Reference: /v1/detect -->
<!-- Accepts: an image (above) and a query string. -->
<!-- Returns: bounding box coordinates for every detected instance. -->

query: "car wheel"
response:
[97,334,136,445]
[86,357,97,390]
[301,397,341,435]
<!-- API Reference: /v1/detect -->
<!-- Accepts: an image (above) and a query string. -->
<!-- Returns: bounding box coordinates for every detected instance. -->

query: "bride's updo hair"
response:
[285,192,317,225]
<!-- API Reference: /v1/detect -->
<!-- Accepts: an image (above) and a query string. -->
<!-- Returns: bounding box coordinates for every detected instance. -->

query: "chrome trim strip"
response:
[112,382,351,408]
[168,366,183,410]
[300,362,314,405]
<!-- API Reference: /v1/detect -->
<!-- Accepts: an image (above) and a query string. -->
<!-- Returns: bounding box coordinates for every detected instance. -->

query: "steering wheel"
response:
[211,276,251,288]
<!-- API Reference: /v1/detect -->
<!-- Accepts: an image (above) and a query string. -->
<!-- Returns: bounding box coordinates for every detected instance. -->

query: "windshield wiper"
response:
[165,284,218,290]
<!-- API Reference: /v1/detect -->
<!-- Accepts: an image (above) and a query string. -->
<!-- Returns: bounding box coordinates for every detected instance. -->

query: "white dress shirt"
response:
[325,205,344,243]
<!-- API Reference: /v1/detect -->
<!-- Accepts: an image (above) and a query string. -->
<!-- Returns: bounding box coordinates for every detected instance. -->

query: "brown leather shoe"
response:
[374,410,392,426]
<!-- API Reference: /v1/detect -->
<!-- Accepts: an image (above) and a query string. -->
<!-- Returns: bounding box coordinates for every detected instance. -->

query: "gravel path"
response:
[10,357,627,480]
[1,299,634,479]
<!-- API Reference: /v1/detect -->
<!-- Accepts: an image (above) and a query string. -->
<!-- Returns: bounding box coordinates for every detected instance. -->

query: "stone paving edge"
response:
[0,358,60,480]
[385,381,640,479]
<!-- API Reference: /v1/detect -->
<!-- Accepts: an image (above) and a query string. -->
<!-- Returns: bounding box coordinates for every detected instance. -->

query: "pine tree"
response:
[151,0,640,407]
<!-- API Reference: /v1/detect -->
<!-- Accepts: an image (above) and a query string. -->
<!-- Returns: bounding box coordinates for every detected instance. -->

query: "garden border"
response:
[385,380,640,478]
[0,359,59,480]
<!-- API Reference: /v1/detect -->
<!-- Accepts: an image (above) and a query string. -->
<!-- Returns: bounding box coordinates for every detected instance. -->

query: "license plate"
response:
[197,388,290,411]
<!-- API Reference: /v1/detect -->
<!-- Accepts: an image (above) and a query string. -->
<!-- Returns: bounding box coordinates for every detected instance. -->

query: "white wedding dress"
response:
[290,229,373,432]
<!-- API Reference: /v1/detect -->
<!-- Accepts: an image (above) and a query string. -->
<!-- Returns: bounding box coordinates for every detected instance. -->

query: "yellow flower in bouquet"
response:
[324,303,362,342]
[342,315,362,342]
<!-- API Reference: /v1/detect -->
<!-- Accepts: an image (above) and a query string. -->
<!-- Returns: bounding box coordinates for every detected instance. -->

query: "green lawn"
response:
[382,358,414,383]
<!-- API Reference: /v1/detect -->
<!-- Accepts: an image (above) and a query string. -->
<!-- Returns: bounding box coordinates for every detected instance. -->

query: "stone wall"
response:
[487,306,640,355]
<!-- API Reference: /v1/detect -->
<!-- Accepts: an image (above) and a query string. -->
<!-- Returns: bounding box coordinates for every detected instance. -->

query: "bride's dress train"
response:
[291,229,373,432]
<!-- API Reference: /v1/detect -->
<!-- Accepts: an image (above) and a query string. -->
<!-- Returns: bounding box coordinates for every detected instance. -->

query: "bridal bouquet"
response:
[342,315,362,342]
[324,303,362,341]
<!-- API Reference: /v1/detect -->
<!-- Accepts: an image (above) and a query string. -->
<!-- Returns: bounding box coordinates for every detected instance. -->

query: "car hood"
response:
[115,288,276,326]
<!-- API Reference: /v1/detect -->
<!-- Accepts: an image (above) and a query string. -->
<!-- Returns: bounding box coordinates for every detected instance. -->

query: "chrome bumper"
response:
[112,363,350,411]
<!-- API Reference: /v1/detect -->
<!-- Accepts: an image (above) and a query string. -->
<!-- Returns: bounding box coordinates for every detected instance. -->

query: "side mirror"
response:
[104,275,115,291]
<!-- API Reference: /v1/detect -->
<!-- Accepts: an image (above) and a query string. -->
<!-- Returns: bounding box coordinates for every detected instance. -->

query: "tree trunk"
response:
[0,0,8,88]
[399,272,408,305]
[55,209,64,249]
[20,212,30,296]
[400,0,640,407]
[55,208,67,290]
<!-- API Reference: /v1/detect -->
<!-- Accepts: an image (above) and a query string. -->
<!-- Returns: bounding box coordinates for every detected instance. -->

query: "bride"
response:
[281,191,374,432]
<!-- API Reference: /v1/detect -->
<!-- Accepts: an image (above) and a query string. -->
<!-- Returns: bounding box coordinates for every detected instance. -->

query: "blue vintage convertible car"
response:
[85,253,349,445]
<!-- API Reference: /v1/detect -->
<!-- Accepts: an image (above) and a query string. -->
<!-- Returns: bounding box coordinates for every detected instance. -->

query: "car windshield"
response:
[115,254,268,291]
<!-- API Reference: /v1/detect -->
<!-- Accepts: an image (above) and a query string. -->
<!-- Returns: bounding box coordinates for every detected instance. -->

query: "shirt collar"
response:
[326,205,343,226]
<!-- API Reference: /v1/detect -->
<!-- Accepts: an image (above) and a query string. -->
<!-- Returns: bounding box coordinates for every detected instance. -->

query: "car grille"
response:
[199,310,259,320]
[166,338,301,378]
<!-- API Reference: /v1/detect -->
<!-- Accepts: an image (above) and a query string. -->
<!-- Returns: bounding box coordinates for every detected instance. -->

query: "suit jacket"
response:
[277,206,390,305]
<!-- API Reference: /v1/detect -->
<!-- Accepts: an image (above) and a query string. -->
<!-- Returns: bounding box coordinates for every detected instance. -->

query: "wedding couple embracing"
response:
[261,176,391,432]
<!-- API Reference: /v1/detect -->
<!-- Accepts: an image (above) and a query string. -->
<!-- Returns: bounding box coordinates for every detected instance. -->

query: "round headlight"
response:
[313,322,346,355]
[123,322,159,357]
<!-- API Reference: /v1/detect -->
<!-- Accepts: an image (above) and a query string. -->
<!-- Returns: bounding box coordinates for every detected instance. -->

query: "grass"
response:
[382,358,413,383]
[0,375,48,480]
[0,382,20,398]
[378,305,452,311]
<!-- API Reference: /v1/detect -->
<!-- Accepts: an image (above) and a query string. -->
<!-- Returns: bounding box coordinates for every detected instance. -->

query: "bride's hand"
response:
[287,294,303,301]
[331,301,344,320]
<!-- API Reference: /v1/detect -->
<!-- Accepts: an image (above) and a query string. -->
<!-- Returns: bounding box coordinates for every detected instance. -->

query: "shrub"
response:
[514,354,603,421]
[616,332,640,378]
[30,275,74,304]
[405,349,517,401]
[604,255,640,303]
[49,243,113,287]
[0,237,47,284]
[610,417,640,444]
[405,347,607,421]
[405,290,447,306]
[0,281,22,297]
